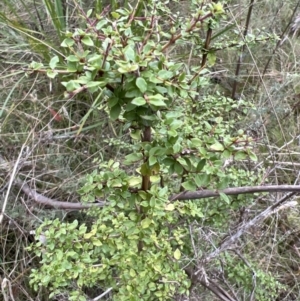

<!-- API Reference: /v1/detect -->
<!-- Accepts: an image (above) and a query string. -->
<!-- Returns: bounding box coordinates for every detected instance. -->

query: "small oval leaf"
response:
[82,36,94,46]
[132,97,146,106]
[136,77,147,93]
[174,248,181,260]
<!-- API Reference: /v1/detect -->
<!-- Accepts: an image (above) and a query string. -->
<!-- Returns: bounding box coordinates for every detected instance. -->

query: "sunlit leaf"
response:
[158,70,173,79]
[61,38,75,47]
[141,218,152,229]
[47,70,58,78]
[82,36,94,46]
[148,98,167,107]
[165,203,175,211]
[132,97,146,106]
[174,248,181,260]
[210,142,224,151]
[124,45,135,61]
[128,177,142,187]
[136,77,147,93]
[49,56,59,69]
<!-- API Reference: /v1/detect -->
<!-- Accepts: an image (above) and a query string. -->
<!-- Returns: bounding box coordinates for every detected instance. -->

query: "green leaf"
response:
[110,104,121,120]
[132,97,146,106]
[136,78,148,93]
[46,70,58,78]
[148,96,167,107]
[87,9,93,17]
[150,198,156,207]
[234,151,247,160]
[248,150,258,161]
[30,61,44,70]
[92,239,102,247]
[174,162,183,175]
[82,36,94,46]
[124,45,135,61]
[169,119,183,130]
[222,149,232,158]
[195,174,210,187]
[140,201,149,207]
[149,97,167,107]
[149,146,167,157]
[96,19,108,30]
[176,157,188,167]
[215,116,223,123]
[149,156,157,166]
[49,56,59,69]
[168,129,177,137]
[141,164,152,178]
[129,268,136,277]
[61,38,75,47]
[118,64,139,73]
[173,142,181,153]
[66,55,79,62]
[196,159,206,172]
[130,130,141,140]
[86,81,103,88]
[125,89,142,98]
[210,142,224,151]
[150,175,160,183]
[128,177,142,187]
[216,177,229,189]
[165,203,175,211]
[84,231,95,239]
[219,192,230,204]
[141,218,152,229]
[174,248,181,260]
[63,80,81,92]
[207,51,216,66]
[124,153,143,164]
[182,180,197,191]
[157,70,174,79]
[111,12,120,19]
[66,61,78,72]
[108,97,119,108]
[177,70,186,81]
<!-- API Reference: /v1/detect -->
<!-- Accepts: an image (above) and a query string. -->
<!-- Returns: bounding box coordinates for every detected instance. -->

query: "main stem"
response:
[141,126,151,191]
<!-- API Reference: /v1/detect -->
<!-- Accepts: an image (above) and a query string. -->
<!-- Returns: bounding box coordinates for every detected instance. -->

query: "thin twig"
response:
[91,287,113,301]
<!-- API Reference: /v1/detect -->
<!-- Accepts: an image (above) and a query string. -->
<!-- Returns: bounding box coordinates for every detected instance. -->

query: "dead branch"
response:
[170,185,300,201]
[14,178,105,210]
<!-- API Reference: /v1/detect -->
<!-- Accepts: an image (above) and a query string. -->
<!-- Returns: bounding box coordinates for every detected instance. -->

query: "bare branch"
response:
[14,178,105,210]
[170,185,300,201]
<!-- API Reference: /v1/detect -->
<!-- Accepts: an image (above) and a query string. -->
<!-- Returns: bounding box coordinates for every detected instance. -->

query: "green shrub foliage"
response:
[28,1,267,300]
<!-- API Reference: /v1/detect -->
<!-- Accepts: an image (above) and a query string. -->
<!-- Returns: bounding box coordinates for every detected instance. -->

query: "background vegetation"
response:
[1,0,300,300]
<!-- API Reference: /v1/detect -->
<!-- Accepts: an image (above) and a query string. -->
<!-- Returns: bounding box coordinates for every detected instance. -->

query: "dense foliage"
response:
[26,1,271,300]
